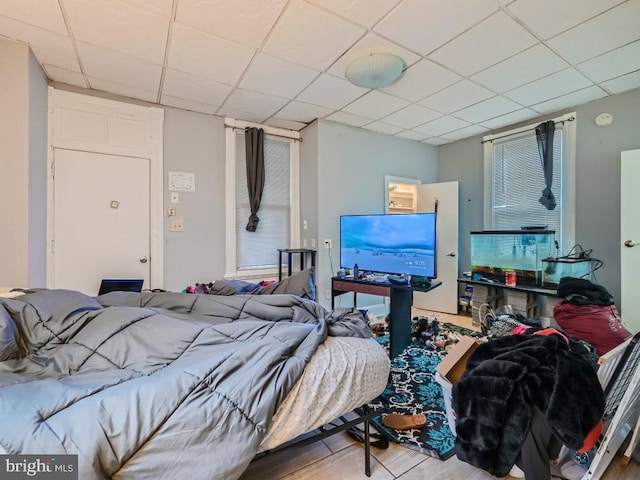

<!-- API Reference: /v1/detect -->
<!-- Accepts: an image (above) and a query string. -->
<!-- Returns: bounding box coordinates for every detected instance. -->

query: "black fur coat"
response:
[452,332,605,477]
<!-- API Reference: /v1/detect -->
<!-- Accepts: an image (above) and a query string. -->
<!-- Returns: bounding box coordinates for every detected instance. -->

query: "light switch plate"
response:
[170,192,180,204]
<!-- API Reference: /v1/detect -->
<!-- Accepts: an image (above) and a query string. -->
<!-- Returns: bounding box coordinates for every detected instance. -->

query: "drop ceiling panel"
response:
[275,100,334,123]
[362,121,403,135]
[168,23,255,86]
[240,53,318,98]
[88,76,158,103]
[63,0,170,64]
[0,0,67,35]
[547,1,640,64]
[504,68,594,106]
[471,44,568,93]
[1,0,638,142]
[296,74,365,109]
[32,46,81,72]
[262,1,364,71]
[506,0,626,40]
[342,90,410,119]
[479,108,539,130]
[375,0,498,55]
[419,80,494,114]
[222,88,289,118]
[529,85,607,114]
[216,106,268,123]
[429,11,538,76]
[381,59,462,102]
[162,69,233,107]
[327,32,420,78]
[441,124,489,141]
[453,96,522,124]
[176,0,287,49]
[269,118,308,130]
[78,42,162,92]
[396,130,428,141]
[413,116,471,136]
[45,65,87,88]
[0,15,75,55]
[160,94,218,115]
[325,111,371,127]
[578,41,640,83]
[601,70,640,94]
[381,104,442,129]
[132,0,173,14]
[422,137,449,146]
[308,0,399,28]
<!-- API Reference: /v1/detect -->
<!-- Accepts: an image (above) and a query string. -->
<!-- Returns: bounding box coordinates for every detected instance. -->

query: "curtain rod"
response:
[481,115,575,144]
[224,125,303,142]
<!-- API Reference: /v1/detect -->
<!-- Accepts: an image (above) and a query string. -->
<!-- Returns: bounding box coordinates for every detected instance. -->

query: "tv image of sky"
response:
[341,214,436,277]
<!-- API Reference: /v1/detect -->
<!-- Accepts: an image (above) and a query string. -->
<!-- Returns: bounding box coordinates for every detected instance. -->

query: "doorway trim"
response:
[47,87,164,289]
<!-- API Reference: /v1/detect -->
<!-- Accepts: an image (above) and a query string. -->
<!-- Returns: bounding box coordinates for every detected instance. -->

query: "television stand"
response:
[331,276,441,358]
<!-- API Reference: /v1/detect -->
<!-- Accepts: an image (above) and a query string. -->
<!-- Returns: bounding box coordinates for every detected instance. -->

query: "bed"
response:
[0,288,389,479]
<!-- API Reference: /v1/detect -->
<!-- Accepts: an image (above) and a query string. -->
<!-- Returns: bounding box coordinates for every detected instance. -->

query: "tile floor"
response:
[239,309,639,480]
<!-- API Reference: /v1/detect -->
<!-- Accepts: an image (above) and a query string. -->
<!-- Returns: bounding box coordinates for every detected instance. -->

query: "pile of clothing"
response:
[452,327,605,478]
[554,277,632,355]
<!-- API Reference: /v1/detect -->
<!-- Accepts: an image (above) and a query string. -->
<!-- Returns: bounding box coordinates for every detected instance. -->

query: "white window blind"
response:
[235,136,291,271]
[483,112,576,253]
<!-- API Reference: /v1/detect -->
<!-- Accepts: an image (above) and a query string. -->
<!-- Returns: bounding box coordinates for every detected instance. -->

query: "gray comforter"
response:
[0,289,372,479]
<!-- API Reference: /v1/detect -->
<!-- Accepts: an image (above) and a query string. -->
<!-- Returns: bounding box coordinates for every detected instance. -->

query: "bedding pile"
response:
[0,289,371,479]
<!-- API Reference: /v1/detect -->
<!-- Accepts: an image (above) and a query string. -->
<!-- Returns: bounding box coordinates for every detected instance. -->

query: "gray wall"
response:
[0,40,47,287]
[162,108,226,292]
[439,86,640,311]
[27,47,48,287]
[312,119,439,309]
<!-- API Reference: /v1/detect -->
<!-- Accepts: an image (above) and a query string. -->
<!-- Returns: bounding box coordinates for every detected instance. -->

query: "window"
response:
[483,112,576,253]
[225,118,300,278]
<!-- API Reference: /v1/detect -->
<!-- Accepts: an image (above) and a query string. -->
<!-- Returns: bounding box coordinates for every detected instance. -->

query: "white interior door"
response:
[54,149,150,294]
[413,181,459,314]
[621,149,640,334]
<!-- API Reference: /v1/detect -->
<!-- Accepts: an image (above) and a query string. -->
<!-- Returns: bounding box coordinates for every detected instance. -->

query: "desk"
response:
[332,276,441,358]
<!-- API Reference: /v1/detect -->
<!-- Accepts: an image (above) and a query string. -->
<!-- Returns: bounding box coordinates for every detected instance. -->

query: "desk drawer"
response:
[333,280,390,297]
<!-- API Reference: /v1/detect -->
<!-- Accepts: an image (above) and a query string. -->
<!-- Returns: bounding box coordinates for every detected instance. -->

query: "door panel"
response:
[413,181,459,314]
[621,149,640,334]
[54,148,150,294]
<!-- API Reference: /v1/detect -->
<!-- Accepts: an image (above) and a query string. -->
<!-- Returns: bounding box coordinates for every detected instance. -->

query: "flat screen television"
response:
[340,213,437,278]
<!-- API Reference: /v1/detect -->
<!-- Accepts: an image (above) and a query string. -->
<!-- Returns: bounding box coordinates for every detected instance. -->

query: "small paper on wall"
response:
[168,171,195,192]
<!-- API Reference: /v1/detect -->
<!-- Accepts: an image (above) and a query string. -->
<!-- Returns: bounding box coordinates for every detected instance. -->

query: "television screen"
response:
[340,213,437,278]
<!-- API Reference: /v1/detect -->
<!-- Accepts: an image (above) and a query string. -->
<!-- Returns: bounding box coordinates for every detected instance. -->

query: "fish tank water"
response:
[470,230,556,287]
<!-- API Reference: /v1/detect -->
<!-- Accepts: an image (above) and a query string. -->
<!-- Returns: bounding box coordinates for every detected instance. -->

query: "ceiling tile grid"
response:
[0,0,639,145]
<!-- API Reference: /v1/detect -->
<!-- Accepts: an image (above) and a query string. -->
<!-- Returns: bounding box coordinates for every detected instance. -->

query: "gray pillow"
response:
[207,267,316,300]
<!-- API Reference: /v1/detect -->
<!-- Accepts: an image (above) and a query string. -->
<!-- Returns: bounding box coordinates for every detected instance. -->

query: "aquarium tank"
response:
[470,230,555,287]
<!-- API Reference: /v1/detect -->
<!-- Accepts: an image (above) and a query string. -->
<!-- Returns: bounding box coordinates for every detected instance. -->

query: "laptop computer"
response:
[98,279,144,296]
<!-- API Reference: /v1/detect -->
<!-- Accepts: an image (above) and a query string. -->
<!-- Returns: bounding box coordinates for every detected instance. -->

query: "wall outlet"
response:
[311,238,316,248]
[170,192,179,204]
[323,239,332,249]
[170,218,184,232]
[167,208,176,217]
[325,289,331,300]
[303,238,307,247]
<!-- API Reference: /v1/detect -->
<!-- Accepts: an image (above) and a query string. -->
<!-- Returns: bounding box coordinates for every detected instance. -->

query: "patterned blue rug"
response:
[366,323,481,460]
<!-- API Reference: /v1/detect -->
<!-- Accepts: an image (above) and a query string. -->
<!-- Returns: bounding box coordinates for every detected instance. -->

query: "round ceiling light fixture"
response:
[345,53,405,89]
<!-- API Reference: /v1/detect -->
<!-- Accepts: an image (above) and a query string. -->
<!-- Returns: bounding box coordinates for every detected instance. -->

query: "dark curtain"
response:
[244,127,265,232]
[535,120,556,211]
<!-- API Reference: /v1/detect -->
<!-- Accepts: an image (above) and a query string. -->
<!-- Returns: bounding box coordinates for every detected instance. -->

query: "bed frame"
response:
[253,405,379,477]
